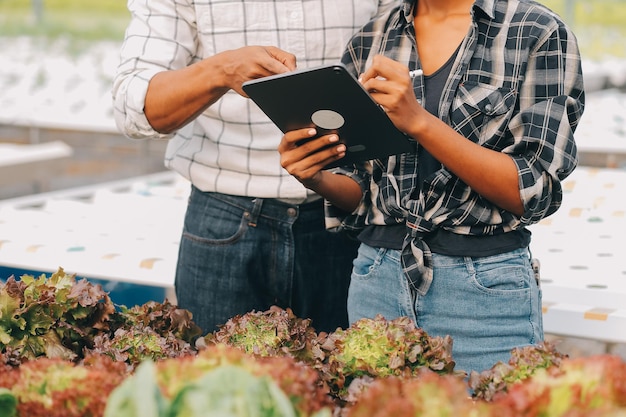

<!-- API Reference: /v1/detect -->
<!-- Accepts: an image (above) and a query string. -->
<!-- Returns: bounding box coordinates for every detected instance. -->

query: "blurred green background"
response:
[0,0,129,42]
[0,0,625,58]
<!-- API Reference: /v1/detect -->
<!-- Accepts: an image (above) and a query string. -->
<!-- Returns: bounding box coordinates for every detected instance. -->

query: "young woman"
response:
[278,0,585,374]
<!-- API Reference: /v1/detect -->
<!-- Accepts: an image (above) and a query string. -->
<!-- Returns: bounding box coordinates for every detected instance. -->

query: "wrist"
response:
[300,170,327,192]
[406,107,431,140]
[198,53,233,91]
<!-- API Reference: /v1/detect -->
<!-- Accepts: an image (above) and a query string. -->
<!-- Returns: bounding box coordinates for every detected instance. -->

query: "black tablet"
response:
[242,63,414,168]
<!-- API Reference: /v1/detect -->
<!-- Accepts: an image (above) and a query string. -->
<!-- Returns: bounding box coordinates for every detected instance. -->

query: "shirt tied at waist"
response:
[401,207,435,297]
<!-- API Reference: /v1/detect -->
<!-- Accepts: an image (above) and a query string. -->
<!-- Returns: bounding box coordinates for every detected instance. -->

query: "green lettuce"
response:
[0,268,114,363]
[469,342,567,401]
[105,359,332,417]
[5,355,127,417]
[492,354,626,416]
[315,315,456,402]
[1,269,200,369]
[203,306,321,364]
[0,387,17,417]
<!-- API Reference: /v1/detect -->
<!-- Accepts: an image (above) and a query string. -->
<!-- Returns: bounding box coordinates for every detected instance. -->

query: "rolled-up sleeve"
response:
[111,0,198,140]
[324,164,373,231]
[509,20,585,225]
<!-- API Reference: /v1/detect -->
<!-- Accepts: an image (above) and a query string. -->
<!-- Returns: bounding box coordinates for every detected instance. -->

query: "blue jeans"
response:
[174,187,359,334]
[348,243,543,374]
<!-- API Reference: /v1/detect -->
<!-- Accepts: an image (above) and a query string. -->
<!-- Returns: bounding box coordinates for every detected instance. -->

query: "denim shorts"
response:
[348,243,543,375]
[174,187,359,334]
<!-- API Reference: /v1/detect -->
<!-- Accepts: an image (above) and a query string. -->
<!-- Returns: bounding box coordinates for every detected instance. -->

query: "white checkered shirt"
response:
[112,0,398,199]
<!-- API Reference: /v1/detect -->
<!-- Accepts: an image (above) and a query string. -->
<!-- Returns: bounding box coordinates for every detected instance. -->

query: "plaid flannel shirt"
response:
[327,0,585,296]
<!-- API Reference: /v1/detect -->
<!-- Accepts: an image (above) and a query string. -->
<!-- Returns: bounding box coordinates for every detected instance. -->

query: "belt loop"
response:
[248,198,263,227]
[528,248,540,286]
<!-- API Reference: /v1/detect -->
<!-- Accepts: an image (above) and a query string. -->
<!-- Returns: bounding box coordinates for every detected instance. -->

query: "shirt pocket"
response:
[451,82,517,145]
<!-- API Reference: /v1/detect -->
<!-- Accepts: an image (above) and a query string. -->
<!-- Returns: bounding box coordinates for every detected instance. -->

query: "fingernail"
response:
[329,135,339,142]
[308,128,316,136]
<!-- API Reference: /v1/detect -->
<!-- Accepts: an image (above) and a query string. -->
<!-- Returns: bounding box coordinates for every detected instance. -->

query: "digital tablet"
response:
[242,63,414,168]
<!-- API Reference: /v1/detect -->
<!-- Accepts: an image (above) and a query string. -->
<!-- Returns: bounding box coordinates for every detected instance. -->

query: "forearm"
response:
[410,112,524,216]
[144,58,229,134]
[359,57,524,217]
[303,171,363,213]
[144,46,297,134]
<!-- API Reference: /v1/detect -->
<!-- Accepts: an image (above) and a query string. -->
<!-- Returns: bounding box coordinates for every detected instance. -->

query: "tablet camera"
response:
[311,109,345,130]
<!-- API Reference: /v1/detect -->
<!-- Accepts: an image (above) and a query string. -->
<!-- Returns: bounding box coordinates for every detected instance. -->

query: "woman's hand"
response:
[278,128,345,188]
[358,55,426,136]
[279,127,362,212]
[360,56,524,216]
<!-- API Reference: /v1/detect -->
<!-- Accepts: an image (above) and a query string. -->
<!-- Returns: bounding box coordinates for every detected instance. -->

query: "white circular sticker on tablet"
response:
[311,110,345,130]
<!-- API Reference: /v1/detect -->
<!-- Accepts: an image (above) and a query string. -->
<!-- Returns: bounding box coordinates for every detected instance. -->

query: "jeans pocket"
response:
[348,245,413,324]
[470,251,533,295]
[351,244,385,279]
[182,190,249,245]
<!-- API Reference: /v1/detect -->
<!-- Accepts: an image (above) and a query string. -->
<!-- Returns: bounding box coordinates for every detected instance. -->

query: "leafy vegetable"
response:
[344,370,493,417]
[89,299,201,368]
[6,270,626,417]
[168,364,298,417]
[114,300,202,344]
[1,269,202,369]
[469,342,567,401]
[155,343,335,417]
[103,360,168,417]
[203,310,458,405]
[5,355,127,417]
[203,306,323,365]
[492,354,626,416]
[0,387,17,417]
[90,327,194,369]
[105,348,334,417]
[0,268,114,364]
[314,315,456,402]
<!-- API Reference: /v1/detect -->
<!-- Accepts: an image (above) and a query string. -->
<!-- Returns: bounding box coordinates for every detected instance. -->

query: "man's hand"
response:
[217,46,297,96]
[145,45,296,133]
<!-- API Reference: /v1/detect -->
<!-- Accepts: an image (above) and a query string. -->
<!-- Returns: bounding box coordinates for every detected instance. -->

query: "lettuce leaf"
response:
[0,387,17,417]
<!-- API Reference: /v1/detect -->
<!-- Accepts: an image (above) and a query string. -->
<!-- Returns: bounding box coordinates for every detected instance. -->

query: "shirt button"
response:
[287,207,297,217]
[484,103,494,113]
